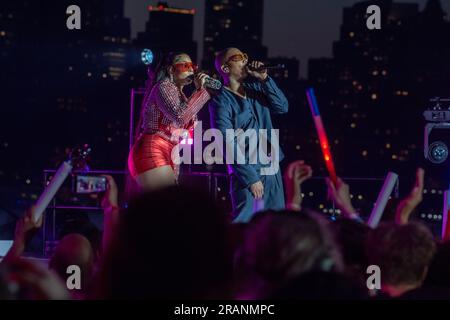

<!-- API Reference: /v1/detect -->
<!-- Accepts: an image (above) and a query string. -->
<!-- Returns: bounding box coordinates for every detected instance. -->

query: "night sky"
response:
[124,0,450,78]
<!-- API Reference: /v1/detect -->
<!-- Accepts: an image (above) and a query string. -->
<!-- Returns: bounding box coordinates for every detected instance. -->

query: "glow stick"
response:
[367,172,398,228]
[33,161,73,223]
[442,190,450,241]
[306,88,338,185]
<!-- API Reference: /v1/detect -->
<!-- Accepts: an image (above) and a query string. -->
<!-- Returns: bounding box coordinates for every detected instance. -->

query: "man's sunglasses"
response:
[173,62,198,72]
[226,53,248,63]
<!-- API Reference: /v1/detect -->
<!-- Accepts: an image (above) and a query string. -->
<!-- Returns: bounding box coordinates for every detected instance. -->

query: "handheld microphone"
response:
[187,74,222,90]
[248,63,286,72]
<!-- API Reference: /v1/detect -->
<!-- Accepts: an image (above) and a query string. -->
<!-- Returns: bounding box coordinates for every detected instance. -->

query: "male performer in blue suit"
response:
[209,47,289,223]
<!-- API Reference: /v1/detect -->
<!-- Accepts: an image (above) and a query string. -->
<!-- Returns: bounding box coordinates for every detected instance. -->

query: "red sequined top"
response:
[139,78,211,142]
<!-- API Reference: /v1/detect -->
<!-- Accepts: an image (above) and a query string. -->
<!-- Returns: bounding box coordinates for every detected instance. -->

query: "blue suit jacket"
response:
[209,77,289,190]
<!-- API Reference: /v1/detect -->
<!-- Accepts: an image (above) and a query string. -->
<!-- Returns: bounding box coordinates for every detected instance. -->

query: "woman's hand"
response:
[194,73,208,90]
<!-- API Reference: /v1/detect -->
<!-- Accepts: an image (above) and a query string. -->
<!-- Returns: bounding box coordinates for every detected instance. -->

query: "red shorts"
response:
[128,134,178,178]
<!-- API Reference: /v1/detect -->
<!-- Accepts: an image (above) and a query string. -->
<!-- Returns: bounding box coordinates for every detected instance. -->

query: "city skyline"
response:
[125,0,450,77]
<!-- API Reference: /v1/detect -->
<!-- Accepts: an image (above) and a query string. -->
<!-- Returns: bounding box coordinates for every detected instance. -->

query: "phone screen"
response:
[75,175,107,194]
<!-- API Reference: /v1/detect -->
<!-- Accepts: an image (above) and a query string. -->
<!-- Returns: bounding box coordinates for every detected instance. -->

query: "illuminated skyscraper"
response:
[203,0,267,72]
[135,2,197,61]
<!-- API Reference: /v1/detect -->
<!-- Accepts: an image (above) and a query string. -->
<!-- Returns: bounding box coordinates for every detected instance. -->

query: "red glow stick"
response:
[306,88,338,185]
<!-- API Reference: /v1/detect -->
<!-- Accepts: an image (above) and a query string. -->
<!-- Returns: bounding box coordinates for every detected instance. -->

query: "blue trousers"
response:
[230,170,285,223]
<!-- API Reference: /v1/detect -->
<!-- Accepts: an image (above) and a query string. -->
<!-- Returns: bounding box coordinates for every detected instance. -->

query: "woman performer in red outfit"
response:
[128,52,210,191]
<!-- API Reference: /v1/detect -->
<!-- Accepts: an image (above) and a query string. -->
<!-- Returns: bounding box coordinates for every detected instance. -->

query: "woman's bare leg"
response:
[135,165,177,192]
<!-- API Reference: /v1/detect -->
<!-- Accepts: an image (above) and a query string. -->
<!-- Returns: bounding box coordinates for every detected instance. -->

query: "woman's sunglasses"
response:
[173,62,198,72]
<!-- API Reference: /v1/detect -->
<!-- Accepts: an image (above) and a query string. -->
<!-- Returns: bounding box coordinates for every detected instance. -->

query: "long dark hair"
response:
[152,51,189,87]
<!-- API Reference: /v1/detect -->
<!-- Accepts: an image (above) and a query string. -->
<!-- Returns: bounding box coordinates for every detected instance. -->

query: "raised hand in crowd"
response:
[284,160,313,211]
[395,168,425,225]
[100,175,120,254]
[3,206,43,264]
[325,177,360,220]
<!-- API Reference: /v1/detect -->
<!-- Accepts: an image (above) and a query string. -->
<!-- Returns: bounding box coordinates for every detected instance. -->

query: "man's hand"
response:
[250,181,264,199]
[284,160,313,210]
[326,177,358,218]
[246,61,268,81]
[395,168,425,225]
[101,175,119,211]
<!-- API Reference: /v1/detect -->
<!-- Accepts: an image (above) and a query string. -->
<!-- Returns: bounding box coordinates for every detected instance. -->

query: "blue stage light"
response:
[429,141,448,164]
[141,49,154,65]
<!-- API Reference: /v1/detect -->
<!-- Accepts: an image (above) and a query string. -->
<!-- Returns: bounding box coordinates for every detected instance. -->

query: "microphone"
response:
[187,74,222,90]
[248,63,286,72]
